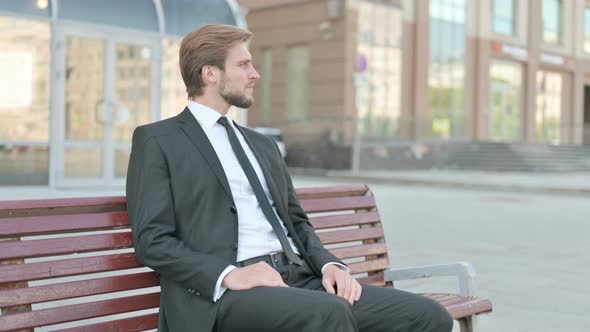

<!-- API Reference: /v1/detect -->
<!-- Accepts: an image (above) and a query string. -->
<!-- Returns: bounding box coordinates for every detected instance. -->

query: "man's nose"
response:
[251,68,260,80]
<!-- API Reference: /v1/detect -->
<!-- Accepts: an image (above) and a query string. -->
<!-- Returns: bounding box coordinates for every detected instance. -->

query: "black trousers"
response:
[214,261,453,332]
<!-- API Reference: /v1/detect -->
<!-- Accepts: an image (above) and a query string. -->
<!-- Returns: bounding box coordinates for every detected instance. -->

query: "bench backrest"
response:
[0,184,388,331]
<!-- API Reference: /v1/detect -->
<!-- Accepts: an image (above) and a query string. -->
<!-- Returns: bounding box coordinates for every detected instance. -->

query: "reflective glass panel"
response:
[489,60,523,141]
[259,49,272,125]
[585,7,590,53]
[161,38,186,119]
[542,0,562,44]
[429,0,466,139]
[162,0,236,37]
[113,43,153,144]
[535,70,562,144]
[0,17,50,141]
[59,0,158,32]
[64,146,102,178]
[115,148,131,178]
[356,1,402,138]
[65,36,105,141]
[492,0,516,35]
[0,0,51,17]
[0,145,49,185]
[286,46,309,122]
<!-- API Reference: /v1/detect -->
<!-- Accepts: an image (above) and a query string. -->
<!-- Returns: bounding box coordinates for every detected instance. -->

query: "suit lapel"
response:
[234,123,288,216]
[176,108,234,202]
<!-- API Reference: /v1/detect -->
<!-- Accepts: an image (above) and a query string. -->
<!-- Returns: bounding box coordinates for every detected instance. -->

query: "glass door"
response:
[53,24,159,188]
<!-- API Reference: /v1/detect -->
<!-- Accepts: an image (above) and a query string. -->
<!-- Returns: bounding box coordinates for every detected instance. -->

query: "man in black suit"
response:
[126,24,452,332]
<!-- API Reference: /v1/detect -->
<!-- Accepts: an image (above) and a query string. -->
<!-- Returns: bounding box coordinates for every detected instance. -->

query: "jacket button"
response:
[231,243,238,251]
[230,206,237,214]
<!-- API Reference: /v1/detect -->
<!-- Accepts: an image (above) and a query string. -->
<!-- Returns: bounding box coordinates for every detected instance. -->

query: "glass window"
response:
[429,0,466,139]
[542,0,563,44]
[162,0,236,37]
[65,36,105,142]
[286,46,309,122]
[0,0,51,18]
[161,38,187,119]
[535,70,562,143]
[259,49,272,125]
[357,1,403,138]
[113,43,153,145]
[0,17,50,185]
[492,0,516,35]
[585,7,590,53]
[59,0,159,32]
[489,60,523,141]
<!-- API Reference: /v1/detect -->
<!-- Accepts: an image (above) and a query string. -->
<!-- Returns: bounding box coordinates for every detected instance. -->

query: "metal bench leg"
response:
[458,316,473,332]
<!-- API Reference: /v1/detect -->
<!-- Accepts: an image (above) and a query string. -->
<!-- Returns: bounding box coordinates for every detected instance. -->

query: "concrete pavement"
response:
[2,169,590,200]
[309,169,590,196]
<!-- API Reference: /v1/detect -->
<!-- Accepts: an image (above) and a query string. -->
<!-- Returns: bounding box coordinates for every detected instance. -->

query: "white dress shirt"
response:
[186,101,346,302]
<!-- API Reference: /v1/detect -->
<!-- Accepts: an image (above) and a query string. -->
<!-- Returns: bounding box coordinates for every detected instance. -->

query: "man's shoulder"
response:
[132,116,179,145]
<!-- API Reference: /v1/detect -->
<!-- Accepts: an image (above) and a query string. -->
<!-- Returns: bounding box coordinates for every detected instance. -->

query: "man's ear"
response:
[201,65,218,84]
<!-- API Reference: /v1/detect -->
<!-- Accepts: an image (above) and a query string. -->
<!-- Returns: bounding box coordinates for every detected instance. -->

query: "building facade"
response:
[0,0,245,187]
[240,0,590,169]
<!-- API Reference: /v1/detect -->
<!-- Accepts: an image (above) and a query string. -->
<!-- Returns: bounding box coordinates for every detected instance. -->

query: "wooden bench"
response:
[0,184,492,332]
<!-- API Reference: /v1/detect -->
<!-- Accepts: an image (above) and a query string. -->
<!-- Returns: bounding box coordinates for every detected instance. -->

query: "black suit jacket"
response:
[126,108,343,332]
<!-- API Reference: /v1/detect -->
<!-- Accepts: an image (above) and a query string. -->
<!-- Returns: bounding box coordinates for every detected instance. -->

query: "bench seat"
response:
[0,184,491,331]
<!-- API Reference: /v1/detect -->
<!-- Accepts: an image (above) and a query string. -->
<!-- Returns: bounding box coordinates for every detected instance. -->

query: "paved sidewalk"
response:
[322,170,590,196]
[1,170,590,200]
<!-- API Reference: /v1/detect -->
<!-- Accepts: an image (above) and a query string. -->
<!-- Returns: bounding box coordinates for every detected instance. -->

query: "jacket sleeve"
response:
[274,144,346,273]
[126,126,231,301]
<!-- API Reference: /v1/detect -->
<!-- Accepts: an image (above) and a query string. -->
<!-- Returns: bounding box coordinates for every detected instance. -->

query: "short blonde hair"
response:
[179,24,253,98]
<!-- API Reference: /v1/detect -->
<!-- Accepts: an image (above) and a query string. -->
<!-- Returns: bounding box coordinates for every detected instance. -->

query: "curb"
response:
[288,168,590,196]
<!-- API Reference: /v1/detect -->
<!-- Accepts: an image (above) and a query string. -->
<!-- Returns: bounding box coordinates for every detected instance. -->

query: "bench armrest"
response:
[384,262,477,296]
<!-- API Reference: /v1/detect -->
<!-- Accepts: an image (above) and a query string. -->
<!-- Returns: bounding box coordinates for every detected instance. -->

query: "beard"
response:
[219,76,253,109]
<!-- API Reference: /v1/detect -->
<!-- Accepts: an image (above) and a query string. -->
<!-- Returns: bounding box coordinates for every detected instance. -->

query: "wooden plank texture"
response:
[300,196,376,213]
[0,232,133,260]
[309,212,381,229]
[0,253,141,285]
[0,292,159,331]
[329,243,388,259]
[55,313,159,332]
[0,272,159,307]
[0,212,129,238]
[295,185,368,200]
[317,226,384,244]
[349,258,389,274]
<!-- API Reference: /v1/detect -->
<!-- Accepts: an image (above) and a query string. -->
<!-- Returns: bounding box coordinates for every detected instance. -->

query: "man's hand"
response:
[322,265,362,305]
[222,262,288,291]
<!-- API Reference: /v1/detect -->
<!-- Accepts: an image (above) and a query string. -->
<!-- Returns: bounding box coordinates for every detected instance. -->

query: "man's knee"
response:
[318,296,358,332]
[419,298,453,332]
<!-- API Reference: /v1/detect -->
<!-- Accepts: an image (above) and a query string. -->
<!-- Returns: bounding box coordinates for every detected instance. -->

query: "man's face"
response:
[218,42,260,108]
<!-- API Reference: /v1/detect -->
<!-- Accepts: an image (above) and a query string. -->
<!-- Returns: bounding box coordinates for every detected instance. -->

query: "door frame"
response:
[50,21,161,188]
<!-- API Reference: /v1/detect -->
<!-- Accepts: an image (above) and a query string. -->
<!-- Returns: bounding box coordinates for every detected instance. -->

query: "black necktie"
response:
[217,116,303,265]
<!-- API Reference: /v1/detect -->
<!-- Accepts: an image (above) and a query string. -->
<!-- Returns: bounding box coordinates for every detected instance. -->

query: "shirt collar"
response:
[187,100,234,129]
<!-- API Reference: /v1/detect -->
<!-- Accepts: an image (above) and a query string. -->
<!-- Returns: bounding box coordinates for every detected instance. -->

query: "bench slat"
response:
[446,298,493,319]
[330,243,388,259]
[0,272,159,307]
[0,253,141,285]
[295,185,368,200]
[317,225,384,245]
[300,196,376,214]
[0,211,129,238]
[54,313,159,332]
[422,294,493,319]
[349,258,389,274]
[356,273,386,286]
[0,232,134,260]
[0,197,126,211]
[309,212,381,229]
[0,292,159,331]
